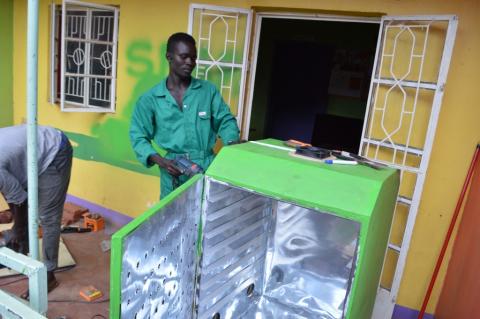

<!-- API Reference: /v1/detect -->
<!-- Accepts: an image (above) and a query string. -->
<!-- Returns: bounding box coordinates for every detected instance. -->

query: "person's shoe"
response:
[20,271,59,300]
[47,271,59,291]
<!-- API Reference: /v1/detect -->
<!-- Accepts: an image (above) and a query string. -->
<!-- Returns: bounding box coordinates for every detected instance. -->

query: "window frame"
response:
[50,0,119,113]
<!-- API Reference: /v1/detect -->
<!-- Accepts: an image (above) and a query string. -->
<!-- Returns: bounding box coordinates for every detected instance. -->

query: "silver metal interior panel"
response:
[120,179,203,319]
[197,179,360,319]
[197,178,273,319]
[260,202,360,319]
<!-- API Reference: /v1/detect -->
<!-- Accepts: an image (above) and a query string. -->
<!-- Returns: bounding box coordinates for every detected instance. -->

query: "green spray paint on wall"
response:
[0,0,14,127]
[65,40,170,176]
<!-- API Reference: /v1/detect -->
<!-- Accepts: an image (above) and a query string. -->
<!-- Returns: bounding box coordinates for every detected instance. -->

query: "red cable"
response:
[418,144,480,319]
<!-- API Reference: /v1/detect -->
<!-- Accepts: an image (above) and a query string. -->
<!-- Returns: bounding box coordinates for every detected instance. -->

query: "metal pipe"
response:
[26,0,40,261]
[417,144,480,319]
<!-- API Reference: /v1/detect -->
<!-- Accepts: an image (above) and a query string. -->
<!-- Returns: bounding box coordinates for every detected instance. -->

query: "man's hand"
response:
[7,200,29,254]
[148,154,182,176]
[159,158,182,176]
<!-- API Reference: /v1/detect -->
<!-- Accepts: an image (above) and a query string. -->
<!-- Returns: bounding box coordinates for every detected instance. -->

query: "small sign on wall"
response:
[328,49,372,98]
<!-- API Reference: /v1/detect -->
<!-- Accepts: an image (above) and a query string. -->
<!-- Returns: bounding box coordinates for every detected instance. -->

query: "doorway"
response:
[247,17,379,153]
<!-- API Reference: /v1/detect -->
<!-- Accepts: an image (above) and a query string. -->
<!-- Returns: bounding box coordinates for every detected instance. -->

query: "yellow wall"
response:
[0,0,13,126]
[11,0,480,314]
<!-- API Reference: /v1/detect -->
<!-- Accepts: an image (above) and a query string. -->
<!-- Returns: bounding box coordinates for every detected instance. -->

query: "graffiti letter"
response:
[126,40,153,78]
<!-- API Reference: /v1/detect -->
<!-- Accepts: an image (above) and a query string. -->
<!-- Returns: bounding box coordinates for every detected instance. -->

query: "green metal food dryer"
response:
[110,140,399,319]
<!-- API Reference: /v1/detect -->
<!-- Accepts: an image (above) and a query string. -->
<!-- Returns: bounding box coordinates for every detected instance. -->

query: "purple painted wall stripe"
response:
[66,194,133,228]
[393,304,435,319]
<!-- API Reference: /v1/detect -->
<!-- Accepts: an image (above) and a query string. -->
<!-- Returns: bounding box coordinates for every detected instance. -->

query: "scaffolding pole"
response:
[26,0,40,261]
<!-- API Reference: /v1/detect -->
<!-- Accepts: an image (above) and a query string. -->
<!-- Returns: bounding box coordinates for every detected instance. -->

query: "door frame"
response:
[242,12,458,319]
[241,11,381,140]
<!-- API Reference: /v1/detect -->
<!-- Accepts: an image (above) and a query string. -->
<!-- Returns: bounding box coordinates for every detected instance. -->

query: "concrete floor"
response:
[0,230,110,319]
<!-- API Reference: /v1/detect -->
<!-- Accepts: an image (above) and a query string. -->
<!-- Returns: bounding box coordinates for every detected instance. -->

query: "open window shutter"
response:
[188,4,252,129]
[359,15,458,318]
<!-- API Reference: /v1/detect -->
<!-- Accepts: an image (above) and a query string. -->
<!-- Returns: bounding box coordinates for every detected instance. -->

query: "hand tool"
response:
[83,213,105,232]
[60,226,92,233]
[172,156,205,189]
[284,139,311,148]
[331,150,388,169]
[173,157,204,177]
[79,285,103,302]
[295,146,331,159]
[323,159,358,165]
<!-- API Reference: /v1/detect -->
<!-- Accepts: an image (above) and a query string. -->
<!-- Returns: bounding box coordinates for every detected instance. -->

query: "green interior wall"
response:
[0,0,14,127]
[249,18,379,140]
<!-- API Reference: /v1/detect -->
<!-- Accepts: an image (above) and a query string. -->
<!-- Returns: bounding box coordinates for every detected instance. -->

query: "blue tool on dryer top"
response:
[330,150,388,170]
[285,139,387,169]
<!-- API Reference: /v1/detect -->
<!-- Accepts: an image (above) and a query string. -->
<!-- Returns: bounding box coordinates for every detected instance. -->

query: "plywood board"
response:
[0,223,76,277]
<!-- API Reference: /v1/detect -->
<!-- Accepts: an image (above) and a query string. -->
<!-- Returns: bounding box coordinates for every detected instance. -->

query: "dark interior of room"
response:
[249,18,379,153]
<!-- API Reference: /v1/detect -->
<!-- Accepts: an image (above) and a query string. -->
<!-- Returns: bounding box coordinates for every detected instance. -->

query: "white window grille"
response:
[362,16,458,319]
[188,4,252,127]
[50,0,119,112]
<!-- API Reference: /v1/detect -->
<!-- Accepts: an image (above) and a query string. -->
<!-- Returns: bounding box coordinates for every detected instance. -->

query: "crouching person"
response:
[0,124,72,297]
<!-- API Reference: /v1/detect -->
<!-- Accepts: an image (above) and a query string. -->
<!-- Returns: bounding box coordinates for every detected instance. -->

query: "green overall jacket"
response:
[130,77,239,198]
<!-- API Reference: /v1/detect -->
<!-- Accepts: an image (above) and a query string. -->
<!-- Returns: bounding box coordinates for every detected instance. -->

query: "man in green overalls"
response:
[129,33,240,198]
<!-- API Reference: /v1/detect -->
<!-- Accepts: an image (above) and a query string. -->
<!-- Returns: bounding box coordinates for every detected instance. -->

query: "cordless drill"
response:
[173,157,204,177]
[172,156,204,189]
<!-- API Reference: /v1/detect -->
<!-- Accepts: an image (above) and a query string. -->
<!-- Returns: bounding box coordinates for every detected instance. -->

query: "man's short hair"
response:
[167,32,196,53]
